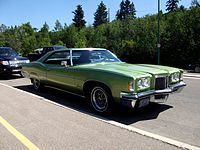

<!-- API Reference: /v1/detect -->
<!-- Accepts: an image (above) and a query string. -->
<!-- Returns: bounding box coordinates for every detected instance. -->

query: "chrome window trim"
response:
[70,50,73,66]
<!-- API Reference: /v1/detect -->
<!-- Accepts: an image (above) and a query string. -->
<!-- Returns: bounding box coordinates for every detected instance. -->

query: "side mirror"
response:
[61,61,68,67]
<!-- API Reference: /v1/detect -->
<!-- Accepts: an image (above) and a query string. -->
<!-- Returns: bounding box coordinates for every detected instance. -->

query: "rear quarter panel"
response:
[22,62,47,83]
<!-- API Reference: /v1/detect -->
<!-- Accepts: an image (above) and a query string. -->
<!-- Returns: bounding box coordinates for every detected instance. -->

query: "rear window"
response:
[53,46,65,50]
[42,47,54,54]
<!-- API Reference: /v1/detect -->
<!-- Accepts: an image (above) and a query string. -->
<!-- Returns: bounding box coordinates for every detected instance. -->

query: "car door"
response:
[43,50,77,92]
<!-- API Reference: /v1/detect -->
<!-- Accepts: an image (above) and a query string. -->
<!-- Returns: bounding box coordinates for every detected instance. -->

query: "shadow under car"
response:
[14,84,173,125]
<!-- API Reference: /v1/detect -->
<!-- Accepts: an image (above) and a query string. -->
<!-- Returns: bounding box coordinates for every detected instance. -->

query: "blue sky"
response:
[0,0,192,30]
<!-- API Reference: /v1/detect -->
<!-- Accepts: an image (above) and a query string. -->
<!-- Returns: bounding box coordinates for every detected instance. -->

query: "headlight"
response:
[0,61,9,65]
[137,77,151,90]
[25,60,30,63]
[171,72,180,83]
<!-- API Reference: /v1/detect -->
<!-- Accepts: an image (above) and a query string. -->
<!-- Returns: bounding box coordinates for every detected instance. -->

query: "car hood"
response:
[76,62,180,78]
[0,55,28,61]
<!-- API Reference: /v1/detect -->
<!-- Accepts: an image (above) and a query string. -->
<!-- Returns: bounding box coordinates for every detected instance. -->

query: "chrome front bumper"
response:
[120,81,186,108]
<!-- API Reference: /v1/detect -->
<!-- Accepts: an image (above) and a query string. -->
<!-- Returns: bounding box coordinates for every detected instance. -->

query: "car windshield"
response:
[72,50,121,65]
[0,48,18,57]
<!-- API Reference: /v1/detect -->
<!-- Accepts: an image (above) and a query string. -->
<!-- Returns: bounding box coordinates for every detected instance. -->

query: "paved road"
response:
[109,77,200,147]
[0,75,199,150]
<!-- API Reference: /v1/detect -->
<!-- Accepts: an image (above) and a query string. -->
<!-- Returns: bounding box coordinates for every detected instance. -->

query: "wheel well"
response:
[83,81,112,97]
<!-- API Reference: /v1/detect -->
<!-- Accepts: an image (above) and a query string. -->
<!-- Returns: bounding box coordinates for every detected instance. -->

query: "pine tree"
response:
[191,0,200,7]
[54,20,63,31]
[40,22,49,32]
[38,22,51,47]
[72,5,86,30]
[166,0,180,12]
[0,24,7,33]
[93,1,108,27]
[116,0,136,20]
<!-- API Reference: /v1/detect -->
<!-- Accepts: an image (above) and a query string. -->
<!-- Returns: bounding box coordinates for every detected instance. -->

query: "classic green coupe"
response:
[22,48,186,114]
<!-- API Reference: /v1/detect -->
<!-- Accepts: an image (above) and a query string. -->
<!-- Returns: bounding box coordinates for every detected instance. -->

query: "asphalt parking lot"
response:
[0,73,200,150]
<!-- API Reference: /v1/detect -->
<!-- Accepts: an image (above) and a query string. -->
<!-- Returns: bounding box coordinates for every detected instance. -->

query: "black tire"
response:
[32,78,43,91]
[89,86,112,115]
[194,66,200,73]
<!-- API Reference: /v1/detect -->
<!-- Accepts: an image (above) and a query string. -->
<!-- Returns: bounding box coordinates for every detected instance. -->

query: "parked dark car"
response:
[0,47,30,76]
[28,45,66,61]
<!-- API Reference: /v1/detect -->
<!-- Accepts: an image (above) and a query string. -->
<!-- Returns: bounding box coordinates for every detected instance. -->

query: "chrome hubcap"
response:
[195,67,200,73]
[33,79,40,90]
[91,87,108,112]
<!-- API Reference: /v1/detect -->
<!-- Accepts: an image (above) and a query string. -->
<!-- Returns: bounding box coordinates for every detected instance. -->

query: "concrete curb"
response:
[183,73,200,78]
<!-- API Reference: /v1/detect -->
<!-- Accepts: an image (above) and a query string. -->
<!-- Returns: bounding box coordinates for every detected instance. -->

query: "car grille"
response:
[155,76,168,90]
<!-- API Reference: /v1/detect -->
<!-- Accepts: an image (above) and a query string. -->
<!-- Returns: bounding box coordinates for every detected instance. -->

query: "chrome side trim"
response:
[44,85,85,98]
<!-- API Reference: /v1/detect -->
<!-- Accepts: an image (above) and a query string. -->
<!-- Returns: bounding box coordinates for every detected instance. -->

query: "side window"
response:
[72,50,91,65]
[44,51,70,65]
[90,51,102,62]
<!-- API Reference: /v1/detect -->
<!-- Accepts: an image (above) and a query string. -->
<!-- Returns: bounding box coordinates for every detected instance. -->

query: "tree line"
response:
[0,0,200,69]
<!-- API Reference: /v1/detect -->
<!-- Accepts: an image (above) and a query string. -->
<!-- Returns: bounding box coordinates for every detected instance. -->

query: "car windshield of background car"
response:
[0,48,18,57]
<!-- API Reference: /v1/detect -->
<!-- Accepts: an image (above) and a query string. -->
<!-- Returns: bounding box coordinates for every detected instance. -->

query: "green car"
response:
[22,48,186,114]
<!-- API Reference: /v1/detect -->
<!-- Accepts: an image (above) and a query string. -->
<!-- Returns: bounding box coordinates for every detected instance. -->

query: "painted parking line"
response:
[0,116,40,150]
[0,82,200,150]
